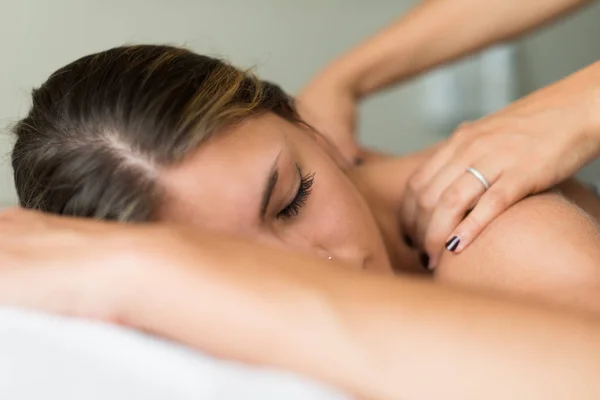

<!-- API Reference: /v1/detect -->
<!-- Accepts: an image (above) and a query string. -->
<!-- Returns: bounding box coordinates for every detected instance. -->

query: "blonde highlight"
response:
[12,45,301,221]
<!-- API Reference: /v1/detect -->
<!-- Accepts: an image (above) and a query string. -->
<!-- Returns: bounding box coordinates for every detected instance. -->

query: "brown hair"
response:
[12,45,300,221]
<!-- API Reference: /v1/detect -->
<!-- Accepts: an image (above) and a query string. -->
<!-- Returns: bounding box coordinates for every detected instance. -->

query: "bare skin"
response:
[158,110,600,314]
[352,148,600,313]
[298,0,600,268]
[2,113,600,399]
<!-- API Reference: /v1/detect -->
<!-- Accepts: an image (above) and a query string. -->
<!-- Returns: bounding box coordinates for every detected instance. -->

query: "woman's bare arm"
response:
[127,227,600,400]
[1,208,600,399]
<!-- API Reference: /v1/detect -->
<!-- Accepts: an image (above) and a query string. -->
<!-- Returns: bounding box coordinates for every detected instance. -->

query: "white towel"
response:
[0,308,347,400]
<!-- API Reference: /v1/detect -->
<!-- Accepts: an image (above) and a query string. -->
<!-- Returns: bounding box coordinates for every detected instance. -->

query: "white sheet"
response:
[0,308,347,400]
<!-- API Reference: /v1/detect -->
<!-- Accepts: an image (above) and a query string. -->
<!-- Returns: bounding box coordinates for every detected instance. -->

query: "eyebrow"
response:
[260,152,282,220]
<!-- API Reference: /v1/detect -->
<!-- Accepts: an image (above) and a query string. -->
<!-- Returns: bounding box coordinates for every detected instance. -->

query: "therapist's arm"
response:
[328,0,591,97]
[298,0,592,162]
[131,230,600,400]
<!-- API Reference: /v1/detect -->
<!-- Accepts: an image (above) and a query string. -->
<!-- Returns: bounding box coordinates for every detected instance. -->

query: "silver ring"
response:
[466,167,490,190]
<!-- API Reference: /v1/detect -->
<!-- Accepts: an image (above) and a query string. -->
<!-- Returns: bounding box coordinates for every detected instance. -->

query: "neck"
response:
[346,150,427,274]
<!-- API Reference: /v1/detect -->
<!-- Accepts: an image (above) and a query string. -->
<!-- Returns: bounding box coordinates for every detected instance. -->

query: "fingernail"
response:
[419,252,430,270]
[445,236,460,252]
[403,235,414,248]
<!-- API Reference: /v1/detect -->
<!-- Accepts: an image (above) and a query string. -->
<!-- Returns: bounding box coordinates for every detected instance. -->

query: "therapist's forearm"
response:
[326,0,591,98]
[593,62,600,143]
[130,232,600,400]
[496,58,600,148]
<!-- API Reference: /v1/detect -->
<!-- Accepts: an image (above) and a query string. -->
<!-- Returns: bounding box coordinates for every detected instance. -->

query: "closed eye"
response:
[278,165,314,220]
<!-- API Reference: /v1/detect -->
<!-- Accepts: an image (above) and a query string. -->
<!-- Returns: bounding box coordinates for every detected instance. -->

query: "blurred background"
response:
[0,0,599,207]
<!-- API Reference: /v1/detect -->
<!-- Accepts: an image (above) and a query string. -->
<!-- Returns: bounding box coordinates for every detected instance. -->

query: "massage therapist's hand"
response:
[402,63,600,269]
[297,72,361,164]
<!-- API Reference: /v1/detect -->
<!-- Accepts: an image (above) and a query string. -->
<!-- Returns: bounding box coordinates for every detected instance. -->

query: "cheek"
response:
[282,132,390,269]
[318,180,363,230]
[296,135,366,232]
[291,163,370,247]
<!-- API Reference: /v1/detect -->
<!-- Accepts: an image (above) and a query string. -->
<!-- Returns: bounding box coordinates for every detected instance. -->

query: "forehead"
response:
[157,114,292,229]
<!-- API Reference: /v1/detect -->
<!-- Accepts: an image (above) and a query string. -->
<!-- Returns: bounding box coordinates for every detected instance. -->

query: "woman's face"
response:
[159,113,392,273]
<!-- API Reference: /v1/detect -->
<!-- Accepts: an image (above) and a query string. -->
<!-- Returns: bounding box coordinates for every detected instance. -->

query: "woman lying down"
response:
[3,45,600,399]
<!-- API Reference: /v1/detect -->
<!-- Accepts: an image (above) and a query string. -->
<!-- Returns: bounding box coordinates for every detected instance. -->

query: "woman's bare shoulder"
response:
[353,145,600,313]
[436,187,600,314]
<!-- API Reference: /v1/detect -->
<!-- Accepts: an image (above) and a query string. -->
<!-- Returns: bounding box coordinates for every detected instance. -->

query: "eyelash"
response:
[278,169,315,220]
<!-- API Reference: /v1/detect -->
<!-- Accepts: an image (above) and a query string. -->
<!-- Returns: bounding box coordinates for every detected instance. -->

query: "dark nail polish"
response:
[419,252,430,270]
[445,236,460,252]
[403,235,414,248]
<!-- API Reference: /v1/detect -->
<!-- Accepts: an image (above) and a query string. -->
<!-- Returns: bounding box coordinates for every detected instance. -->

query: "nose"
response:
[327,246,368,270]
[254,231,367,270]
[298,241,366,270]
